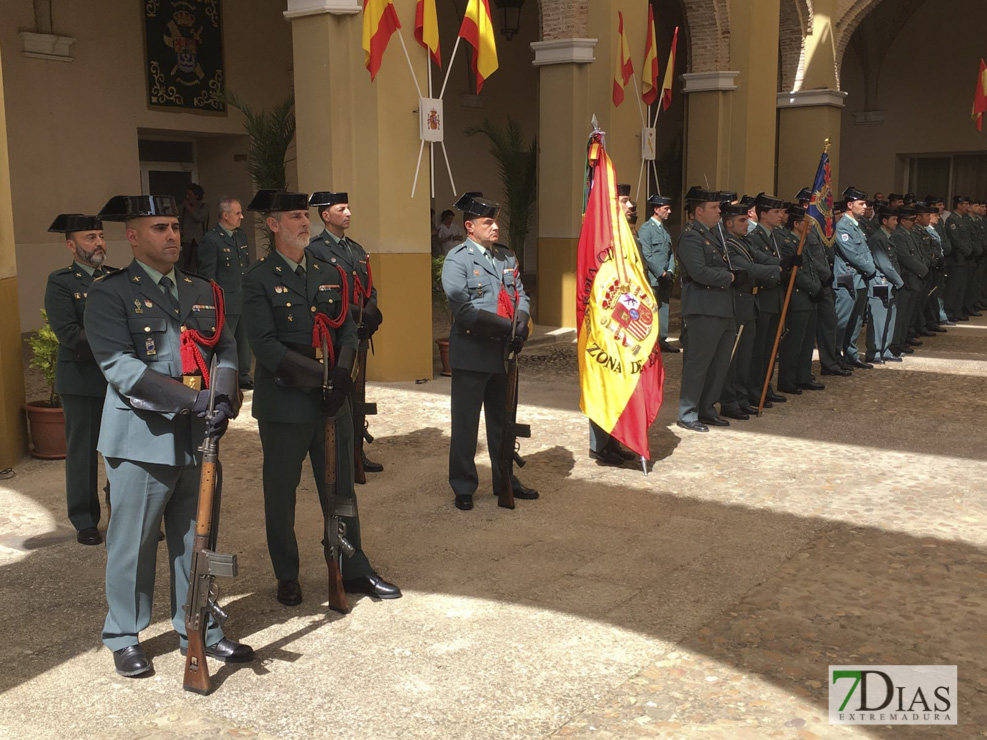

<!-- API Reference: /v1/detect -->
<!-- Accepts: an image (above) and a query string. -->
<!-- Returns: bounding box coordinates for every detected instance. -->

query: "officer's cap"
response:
[717,190,738,204]
[888,193,904,201]
[247,190,310,213]
[876,206,897,221]
[98,195,178,222]
[841,186,867,203]
[616,183,632,197]
[903,192,916,203]
[684,186,719,204]
[753,192,786,210]
[914,202,937,214]
[646,194,673,207]
[739,195,756,208]
[953,195,971,206]
[832,201,846,214]
[787,204,806,218]
[794,187,812,203]
[48,214,103,234]
[721,202,749,218]
[454,192,500,219]
[896,206,917,219]
[308,191,348,207]
[872,199,889,209]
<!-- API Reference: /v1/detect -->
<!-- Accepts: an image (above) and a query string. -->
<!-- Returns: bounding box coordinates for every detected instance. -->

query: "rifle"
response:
[183,357,238,695]
[352,337,377,485]
[321,334,357,614]
[494,295,531,510]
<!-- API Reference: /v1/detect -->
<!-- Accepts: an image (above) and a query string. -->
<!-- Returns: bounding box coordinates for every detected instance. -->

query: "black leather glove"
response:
[809,289,824,303]
[205,398,234,438]
[780,253,803,269]
[330,365,354,396]
[864,272,877,282]
[514,310,530,341]
[323,388,347,417]
[730,268,749,286]
[357,323,370,341]
[510,335,525,355]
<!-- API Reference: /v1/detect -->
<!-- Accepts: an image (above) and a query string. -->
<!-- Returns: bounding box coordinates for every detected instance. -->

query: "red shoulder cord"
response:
[497,264,519,320]
[352,255,374,308]
[180,282,225,388]
[311,265,349,369]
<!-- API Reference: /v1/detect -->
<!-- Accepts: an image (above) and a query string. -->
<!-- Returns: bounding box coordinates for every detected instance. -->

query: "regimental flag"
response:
[577,132,665,459]
[973,58,987,131]
[642,5,660,106]
[459,0,499,93]
[661,26,679,110]
[612,11,634,107]
[807,148,835,246]
[362,0,401,81]
[414,0,441,68]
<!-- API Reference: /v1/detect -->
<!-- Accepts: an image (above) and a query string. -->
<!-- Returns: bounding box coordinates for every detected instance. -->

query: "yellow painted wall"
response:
[776,105,842,201]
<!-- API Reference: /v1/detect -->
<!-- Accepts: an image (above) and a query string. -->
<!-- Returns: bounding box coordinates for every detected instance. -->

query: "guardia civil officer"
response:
[308,191,384,475]
[85,195,253,677]
[44,214,112,545]
[441,193,537,509]
[196,196,254,388]
[833,187,876,369]
[944,196,973,322]
[675,187,739,432]
[864,206,904,364]
[776,205,822,393]
[638,193,678,353]
[890,206,929,354]
[241,190,400,606]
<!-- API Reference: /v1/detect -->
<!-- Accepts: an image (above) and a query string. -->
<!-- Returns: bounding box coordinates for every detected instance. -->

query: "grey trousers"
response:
[61,393,104,531]
[678,314,735,423]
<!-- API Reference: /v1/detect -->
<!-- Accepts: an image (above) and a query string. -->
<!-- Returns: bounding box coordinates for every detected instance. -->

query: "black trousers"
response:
[449,369,511,497]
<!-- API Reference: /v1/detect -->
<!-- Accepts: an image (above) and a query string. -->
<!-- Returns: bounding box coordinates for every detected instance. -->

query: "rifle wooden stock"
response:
[495,354,528,510]
[322,334,350,615]
[183,449,218,695]
[352,342,370,485]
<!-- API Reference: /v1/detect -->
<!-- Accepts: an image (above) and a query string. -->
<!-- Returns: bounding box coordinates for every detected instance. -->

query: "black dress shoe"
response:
[777,386,803,395]
[798,381,825,391]
[900,346,914,354]
[968,311,983,317]
[884,356,903,362]
[609,444,637,460]
[720,408,749,421]
[741,405,760,415]
[839,362,855,372]
[181,637,255,663]
[239,378,254,390]
[659,342,680,353]
[906,338,922,347]
[851,359,874,369]
[931,327,947,333]
[590,448,626,466]
[869,358,885,365]
[766,391,788,402]
[454,495,473,511]
[77,527,102,546]
[699,415,730,427]
[821,368,852,377]
[511,480,539,499]
[361,454,384,473]
[757,401,773,410]
[919,331,935,338]
[113,644,151,677]
[676,419,709,433]
[277,579,302,606]
[344,573,402,599]
[944,321,958,326]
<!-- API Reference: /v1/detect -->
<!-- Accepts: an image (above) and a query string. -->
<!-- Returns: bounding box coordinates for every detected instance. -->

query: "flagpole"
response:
[635,158,646,202]
[396,31,424,100]
[439,36,462,99]
[440,140,457,194]
[630,70,647,129]
[411,139,425,198]
[428,55,435,198]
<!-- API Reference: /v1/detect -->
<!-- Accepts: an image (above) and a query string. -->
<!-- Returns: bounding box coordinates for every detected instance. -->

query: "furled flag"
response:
[972,58,987,131]
[459,0,499,93]
[641,5,660,105]
[577,131,664,459]
[806,144,835,246]
[362,0,401,81]
[661,26,679,110]
[415,0,441,68]
[612,11,634,107]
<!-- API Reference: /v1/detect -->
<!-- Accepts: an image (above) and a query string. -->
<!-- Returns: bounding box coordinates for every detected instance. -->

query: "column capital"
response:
[530,39,598,67]
[19,32,75,62]
[283,0,360,21]
[680,71,739,94]
[777,89,847,109]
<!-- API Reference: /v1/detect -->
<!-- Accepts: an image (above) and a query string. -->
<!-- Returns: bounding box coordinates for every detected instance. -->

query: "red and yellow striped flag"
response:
[414,0,441,68]
[362,0,401,81]
[641,5,660,105]
[459,0,499,93]
[973,58,987,131]
[577,133,665,458]
[612,11,634,106]
[661,26,679,110]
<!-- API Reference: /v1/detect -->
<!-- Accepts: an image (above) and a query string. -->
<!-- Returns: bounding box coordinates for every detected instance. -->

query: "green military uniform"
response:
[944,206,972,320]
[833,194,876,365]
[865,219,904,362]
[776,218,822,391]
[637,206,676,347]
[890,218,927,349]
[45,252,111,533]
[744,219,784,402]
[806,220,842,374]
[967,209,986,313]
[242,247,373,583]
[197,222,253,385]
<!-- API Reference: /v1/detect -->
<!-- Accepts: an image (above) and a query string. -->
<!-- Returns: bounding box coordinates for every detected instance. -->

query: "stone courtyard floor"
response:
[2,315,985,739]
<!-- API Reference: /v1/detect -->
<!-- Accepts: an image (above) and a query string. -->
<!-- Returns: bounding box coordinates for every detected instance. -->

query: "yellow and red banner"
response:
[414,0,441,68]
[459,0,499,93]
[577,133,664,458]
[362,0,401,81]
[612,11,634,107]
[973,58,987,131]
[641,5,660,106]
[661,26,679,110]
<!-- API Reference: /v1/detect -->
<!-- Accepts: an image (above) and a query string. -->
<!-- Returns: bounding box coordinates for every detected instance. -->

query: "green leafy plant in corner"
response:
[464,117,537,273]
[431,256,446,303]
[28,309,60,408]
[220,89,296,252]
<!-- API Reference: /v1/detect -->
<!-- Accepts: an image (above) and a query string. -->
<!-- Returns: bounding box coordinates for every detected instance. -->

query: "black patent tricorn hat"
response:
[48,213,103,233]
[454,192,500,219]
[787,203,806,218]
[684,186,719,204]
[753,192,786,210]
[841,186,867,203]
[247,189,310,213]
[717,190,738,204]
[646,194,673,207]
[896,206,917,219]
[721,202,749,217]
[795,187,812,202]
[308,191,349,207]
[98,195,178,222]
[616,183,632,197]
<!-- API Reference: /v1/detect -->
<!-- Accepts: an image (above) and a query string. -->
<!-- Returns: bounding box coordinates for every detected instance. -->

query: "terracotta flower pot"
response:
[435,337,452,377]
[24,401,66,459]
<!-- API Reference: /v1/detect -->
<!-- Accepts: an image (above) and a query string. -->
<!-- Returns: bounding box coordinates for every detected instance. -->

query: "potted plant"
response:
[24,309,66,459]
[432,256,452,376]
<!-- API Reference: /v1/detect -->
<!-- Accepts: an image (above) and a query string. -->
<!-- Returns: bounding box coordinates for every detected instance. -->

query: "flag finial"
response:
[824,137,831,153]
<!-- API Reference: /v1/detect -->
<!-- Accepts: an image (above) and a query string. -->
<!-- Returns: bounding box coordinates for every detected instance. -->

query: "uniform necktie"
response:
[93,268,104,279]
[159,276,180,315]
[295,265,306,279]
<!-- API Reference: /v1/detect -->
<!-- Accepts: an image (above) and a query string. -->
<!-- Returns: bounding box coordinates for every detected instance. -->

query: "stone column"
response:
[286,0,432,380]
[681,71,738,193]
[0,41,28,466]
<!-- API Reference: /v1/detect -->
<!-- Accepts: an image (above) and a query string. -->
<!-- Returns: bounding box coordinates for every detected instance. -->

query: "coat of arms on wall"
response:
[143,0,225,113]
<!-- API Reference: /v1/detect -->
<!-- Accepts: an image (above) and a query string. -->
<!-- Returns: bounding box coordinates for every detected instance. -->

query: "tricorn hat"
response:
[787,204,806,218]
[247,190,310,213]
[953,195,971,205]
[914,202,937,214]
[903,192,916,203]
[876,206,897,221]
[841,186,867,203]
[754,192,786,210]
[833,200,846,213]
[684,186,719,204]
[98,195,178,222]
[454,192,500,219]
[739,194,756,208]
[721,202,749,218]
[48,213,103,234]
[616,183,632,197]
[795,187,812,203]
[888,192,904,201]
[308,191,348,207]
[896,206,917,219]
[718,190,738,204]
[646,194,673,207]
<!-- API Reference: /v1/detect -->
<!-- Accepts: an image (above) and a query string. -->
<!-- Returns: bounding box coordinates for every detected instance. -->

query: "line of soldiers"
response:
[44,189,398,679]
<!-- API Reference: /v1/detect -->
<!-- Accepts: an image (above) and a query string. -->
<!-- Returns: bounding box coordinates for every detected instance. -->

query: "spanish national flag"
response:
[612,12,634,107]
[577,132,665,458]
[459,0,499,93]
[415,0,441,68]
[362,0,401,81]
[641,5,660,106]
[661,26,679,110]
[972,58,987,131]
